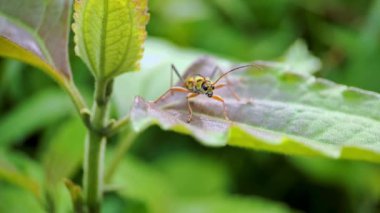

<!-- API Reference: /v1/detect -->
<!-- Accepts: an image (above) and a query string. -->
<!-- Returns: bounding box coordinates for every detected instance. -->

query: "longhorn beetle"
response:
[154,63,261,123]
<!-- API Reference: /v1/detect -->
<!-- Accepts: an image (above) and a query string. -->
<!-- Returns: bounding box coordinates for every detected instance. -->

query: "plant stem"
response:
[83,79,112,213]
[104,127,137,183]
[106,114,130,136]
[63,79,89,115]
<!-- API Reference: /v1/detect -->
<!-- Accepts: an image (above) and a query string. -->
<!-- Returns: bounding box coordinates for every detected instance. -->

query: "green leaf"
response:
[0,0,72,84]
[154,152,230,197]
[0,60,25,100]
[172,196,294,213]
[129,54,380,163]
[0,89,73,147]
[111,155,173,213]
[42,117,85,186]
[253,39,321,76]
[276,39,321,75]
[289,156,380,192]
[0,150,42,199]
[0,184,44,213]
[110,153,294,213]
[73,0,149,79]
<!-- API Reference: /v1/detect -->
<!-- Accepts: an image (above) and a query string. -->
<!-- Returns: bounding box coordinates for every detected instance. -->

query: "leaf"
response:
[0,60,24,99]
[0,185,44,213]
[154,152,230,197]
[129,56,380,163]
[0,0,72,84]
[0,149,42,198]
[111,155,173,213]
[253,40,321,76]
[113,38,317,116]
[276,39,321,75]
[0,89,73,147]
[289,156,380,192]
[42,117,86,186]
[111,154,293,213]
[0,161,40,199]
[172,196,294,213]
[72,0,149,79]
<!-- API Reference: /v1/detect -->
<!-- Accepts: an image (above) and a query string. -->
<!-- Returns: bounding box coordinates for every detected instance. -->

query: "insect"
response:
[154,63,260,123]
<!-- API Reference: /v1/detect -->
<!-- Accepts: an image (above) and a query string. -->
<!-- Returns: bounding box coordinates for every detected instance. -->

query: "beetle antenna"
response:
[172,64,185,83]
[213,64,262,85]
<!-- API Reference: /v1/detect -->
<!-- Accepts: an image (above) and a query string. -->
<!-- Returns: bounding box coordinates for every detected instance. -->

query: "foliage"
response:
[0,0,86,116]
[0,89,73,146]
[73,0,150,79]
[0,0,72,81]
[115,39,380,162]
[1,0,380,212]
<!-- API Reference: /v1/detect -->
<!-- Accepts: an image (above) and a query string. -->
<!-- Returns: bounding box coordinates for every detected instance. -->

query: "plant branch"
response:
[83,78,112,213]
[106,114,130,137]
[104,127,137,183]
[62,79,92,127]
[63,80,89,112]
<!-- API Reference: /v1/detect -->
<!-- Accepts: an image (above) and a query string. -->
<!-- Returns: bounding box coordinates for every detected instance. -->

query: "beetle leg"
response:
[213,83,240,101]
[211,95,230,121]
[153,86,189,103]
[214,83,226,90]
[186,93,199,123]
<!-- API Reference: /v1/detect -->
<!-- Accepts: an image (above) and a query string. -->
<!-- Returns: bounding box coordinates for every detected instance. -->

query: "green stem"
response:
[83,79,112,213]
[106,115,130,137]
[62,79,89,116]
[104,127,137,183]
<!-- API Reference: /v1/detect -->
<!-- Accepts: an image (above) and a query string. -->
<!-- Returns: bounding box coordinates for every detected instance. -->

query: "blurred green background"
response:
[1,0,380,212]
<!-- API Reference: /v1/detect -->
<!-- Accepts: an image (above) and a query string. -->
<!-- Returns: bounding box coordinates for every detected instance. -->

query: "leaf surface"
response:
[154,153,230,197]
[0,0,72,83]
[130,56,380,163]
[272,39,321,75]
[0,185,44,213]
[172,196,293,213]
[0,89,73,147]
[0,150,43,198]
[111,155,173,213]
[111,154,294,213]
[73,0,149,78]
[42,117,85,186]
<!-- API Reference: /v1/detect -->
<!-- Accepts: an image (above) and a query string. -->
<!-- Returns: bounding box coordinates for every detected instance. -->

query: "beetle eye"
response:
[202,84,208,90]
[211,86,215,90]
